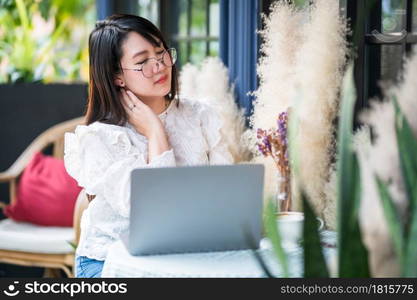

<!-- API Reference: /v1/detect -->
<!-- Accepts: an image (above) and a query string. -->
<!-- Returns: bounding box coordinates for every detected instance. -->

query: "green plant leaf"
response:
[393,96,417,217]
[67,241,77,251]
[404,213,417,277]
[15,0,29,31]
[293,0,308,7]
[337,65,370,277]
[392,96,417,222]
[0,0,16,10]
[264,198,289,277]
[0,0,94,83]
[302,191,329,278]
[375,176,404,266]
[392,96,417,277]
[39,0,52,21]
[340,154,370,277]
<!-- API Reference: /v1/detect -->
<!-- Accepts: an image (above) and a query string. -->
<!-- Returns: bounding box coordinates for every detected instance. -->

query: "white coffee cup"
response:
[260,211,324,250]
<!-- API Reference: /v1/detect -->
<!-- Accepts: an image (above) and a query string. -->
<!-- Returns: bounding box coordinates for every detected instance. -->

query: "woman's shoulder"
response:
[66,121,130,147]
[79,120,126,131]
[176,96,216,119]
[77,121,126,133]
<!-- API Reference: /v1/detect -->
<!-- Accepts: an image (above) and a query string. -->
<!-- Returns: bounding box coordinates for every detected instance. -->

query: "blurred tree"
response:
[0,0,95,83]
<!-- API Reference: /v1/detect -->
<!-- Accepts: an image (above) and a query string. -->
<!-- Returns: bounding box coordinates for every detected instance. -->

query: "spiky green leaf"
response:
[264,199,289,277]
[302,192,329,278]
[392,96,417,277]
[337,65,370,277]
[376,176,404,266]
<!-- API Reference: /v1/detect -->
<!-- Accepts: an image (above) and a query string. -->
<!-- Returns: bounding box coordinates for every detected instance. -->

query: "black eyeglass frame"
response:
[122,48,177,78]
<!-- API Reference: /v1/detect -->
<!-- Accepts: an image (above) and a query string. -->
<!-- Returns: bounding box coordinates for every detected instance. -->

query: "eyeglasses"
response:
[122,48,177,78]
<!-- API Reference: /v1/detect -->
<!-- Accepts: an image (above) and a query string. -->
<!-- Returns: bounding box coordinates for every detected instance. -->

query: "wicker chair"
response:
[0,117,89,277]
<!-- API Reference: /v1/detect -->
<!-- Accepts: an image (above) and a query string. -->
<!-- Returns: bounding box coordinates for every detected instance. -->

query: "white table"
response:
[101,231,336,278]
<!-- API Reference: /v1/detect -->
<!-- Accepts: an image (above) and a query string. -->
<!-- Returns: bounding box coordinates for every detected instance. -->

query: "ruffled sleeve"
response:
[199,103,234,165]
[64,123,176,218]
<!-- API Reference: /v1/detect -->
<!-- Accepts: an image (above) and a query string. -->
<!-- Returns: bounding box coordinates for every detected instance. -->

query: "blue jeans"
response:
[75,255,105,278]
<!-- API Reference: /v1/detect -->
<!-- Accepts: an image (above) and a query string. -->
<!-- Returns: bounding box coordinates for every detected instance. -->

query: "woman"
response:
[64,14,233,278]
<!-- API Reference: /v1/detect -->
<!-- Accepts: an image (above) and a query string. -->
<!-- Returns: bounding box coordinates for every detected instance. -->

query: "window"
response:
[137,0,160,27]
[97,0,220,68]
[346,0,417,119]
[159,0,220,69]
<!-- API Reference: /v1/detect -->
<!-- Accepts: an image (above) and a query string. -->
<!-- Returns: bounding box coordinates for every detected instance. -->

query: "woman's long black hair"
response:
[85,14,179,126]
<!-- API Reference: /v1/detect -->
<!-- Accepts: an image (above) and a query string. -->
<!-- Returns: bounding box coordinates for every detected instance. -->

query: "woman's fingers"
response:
[120,89,135,114]
[120,89,147,122]
[120,89,132,105]
[126,90,145,108]
[121,98,131,114]
[121,89,136,109]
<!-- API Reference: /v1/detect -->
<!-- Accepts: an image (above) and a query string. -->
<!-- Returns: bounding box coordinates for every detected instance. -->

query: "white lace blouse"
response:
[64,97,234,261]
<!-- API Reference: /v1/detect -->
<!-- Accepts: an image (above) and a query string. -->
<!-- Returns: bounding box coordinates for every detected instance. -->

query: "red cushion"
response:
[4,152,82,227]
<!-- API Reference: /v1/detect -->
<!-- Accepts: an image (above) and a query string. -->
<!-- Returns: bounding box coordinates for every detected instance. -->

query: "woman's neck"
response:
[139,96,167,115]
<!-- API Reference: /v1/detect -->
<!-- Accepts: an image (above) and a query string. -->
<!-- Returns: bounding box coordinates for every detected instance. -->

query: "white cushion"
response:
[0,219,75,254]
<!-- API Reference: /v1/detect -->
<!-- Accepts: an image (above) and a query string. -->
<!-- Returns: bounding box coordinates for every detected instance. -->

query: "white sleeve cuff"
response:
[148,148,176,167]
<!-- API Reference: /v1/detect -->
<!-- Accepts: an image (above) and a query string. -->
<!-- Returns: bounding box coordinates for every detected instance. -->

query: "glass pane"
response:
[413,0,417,32]
[191,0,207,36]
[209,41,219,57]
[178,41,189,68]
[190,41,206,64]
[179,0,189,37]
[137,0,159,27]
[381,45,405,84]
[209,0,220,37]
[382,0,406,33]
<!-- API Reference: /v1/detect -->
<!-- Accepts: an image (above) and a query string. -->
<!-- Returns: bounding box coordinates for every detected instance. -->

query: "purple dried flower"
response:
[255,110,292,212]
[256,110,290,171]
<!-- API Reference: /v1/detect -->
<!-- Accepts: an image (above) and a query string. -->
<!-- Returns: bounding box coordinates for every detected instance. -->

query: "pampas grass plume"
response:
[358,48,417,276]
[179,57,250,162]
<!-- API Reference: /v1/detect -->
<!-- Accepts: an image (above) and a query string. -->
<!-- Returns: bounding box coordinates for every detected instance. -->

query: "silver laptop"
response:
[122,164,265,256]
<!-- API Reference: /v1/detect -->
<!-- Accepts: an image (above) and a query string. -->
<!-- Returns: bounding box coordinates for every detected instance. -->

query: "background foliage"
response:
[0,0,95,83]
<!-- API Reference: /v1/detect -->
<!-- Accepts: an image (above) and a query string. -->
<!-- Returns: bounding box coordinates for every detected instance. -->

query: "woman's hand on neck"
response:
[135,95,167,115]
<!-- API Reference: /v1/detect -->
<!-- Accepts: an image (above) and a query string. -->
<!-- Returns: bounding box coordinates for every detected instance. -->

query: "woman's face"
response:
[116,31,172,100]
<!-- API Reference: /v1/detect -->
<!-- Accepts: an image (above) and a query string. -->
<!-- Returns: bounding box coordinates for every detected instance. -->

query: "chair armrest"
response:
[0,173,18,206]
[0,171,18,183]
[0,161,27,183]
[0,117,85,183]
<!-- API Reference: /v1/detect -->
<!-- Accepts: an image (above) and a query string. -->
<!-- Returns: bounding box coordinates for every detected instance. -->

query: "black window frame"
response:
[347,0,417,124]
[160,0,220,69]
